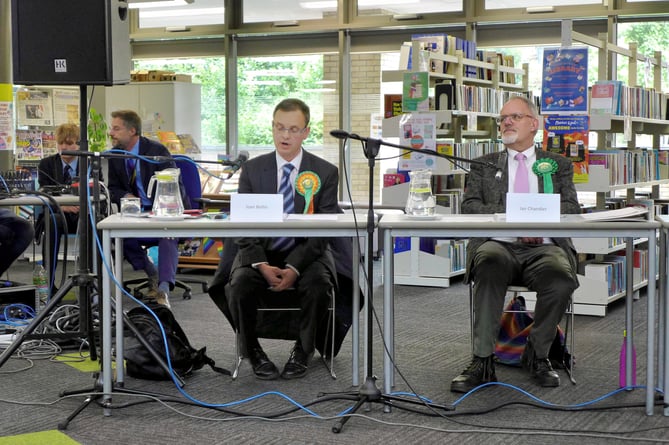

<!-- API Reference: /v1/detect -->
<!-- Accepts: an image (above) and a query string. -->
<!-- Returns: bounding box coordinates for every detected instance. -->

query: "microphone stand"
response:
[0,87,98,369]
[329,132,470,433]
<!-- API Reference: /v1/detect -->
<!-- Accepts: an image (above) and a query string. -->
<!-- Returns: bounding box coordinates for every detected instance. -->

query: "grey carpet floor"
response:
[0,256,668,444]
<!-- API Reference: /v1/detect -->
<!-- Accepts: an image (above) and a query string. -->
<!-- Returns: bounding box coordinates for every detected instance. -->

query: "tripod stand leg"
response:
[58,394,98,431]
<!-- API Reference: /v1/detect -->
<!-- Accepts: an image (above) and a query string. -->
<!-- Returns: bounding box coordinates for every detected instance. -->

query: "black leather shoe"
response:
[521,344,560,387]
[450,355,497,393]
[527,357,560,387]
[281,343,313,380]
[248,347,279,380]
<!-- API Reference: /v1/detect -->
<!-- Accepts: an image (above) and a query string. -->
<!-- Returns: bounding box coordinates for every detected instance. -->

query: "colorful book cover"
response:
[541,47,589,114]
[402,72,429,112]
[157,131,185,154]
[590,83,615,114]
[15,129,43,160]
[383,173,408,187]
[542,115,590,183]
[384,94,404,118]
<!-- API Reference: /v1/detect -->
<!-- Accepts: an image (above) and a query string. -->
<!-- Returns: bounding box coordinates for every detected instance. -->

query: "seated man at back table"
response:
[36,124,97,277]
[107,109,190,309]
[450,95,581,393]
[209,98,339,380]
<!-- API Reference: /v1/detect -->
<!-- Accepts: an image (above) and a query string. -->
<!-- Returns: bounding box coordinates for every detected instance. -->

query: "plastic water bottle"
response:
[33,260,49,312]
[618,329,637,388]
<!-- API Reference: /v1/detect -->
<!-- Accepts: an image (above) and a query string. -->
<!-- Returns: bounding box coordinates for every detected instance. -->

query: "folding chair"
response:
[232,287,337,380]
[469,284,575,384]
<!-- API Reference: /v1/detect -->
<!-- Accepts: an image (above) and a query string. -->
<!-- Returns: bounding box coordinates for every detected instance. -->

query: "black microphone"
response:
[226,150,250,178]
[495,150,508,181]
[330,129,352,140]
[330,129,371,142]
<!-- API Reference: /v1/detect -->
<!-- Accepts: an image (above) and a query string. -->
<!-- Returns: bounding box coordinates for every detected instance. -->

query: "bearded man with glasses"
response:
[450,95,581,393]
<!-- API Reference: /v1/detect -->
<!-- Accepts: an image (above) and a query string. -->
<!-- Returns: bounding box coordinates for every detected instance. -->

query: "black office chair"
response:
[123,155,209,300]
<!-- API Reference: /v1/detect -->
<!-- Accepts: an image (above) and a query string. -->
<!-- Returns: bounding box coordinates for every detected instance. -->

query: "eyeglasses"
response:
[495,113,531,125]
[272,123,308,135]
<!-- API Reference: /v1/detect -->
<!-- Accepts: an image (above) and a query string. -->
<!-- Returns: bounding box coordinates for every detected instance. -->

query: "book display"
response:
[381,41,527,288]
[559,20,669,315]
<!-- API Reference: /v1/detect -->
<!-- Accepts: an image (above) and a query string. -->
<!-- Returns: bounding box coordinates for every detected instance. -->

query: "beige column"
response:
[0,0,11,84]
[0,0,14,156]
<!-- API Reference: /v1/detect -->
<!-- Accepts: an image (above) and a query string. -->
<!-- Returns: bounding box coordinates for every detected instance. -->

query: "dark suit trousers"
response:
[470,240,578,358]
[226,253,333,357]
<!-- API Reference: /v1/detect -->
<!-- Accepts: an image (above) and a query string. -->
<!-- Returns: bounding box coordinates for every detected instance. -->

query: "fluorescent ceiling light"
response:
[359,0,418,5]
[140,7,223,18]
[300,0,417,9]
[128,0,194,9]
[300,1,336,9]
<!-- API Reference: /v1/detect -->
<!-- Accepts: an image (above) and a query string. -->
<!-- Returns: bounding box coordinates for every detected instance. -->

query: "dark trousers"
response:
[226,256,333,357]
[0,209,34,276]
[470,240,578,358]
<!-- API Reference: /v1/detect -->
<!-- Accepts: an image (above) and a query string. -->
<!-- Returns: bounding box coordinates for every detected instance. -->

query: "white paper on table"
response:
[287,214,339,221]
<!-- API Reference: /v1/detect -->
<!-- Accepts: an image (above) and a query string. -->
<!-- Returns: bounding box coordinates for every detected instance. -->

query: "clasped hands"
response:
[258,264,298,292]
[518,237,544,244]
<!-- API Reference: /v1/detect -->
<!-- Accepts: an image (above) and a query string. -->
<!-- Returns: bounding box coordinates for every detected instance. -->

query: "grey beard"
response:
[502,133,518,145]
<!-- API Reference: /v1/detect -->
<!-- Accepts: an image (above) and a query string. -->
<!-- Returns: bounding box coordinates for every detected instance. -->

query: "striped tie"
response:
[272,164,295,251]
[63,164,73,184]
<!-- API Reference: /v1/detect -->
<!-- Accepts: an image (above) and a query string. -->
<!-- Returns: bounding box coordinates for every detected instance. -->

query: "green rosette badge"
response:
[532,158,558,194]
[295,171,321,214]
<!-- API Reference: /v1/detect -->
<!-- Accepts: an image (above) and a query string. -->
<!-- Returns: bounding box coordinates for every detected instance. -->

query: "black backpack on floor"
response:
[124,305,230,380]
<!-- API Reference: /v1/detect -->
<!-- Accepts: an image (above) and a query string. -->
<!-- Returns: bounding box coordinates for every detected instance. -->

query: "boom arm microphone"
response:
[329,129,496,169]
[226,150,250,178]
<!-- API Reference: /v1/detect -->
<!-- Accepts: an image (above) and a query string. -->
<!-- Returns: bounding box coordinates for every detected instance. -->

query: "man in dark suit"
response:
[209,98,339,380]
[107,110,190,309]
[450,95,581,393]
[36,124,85,275]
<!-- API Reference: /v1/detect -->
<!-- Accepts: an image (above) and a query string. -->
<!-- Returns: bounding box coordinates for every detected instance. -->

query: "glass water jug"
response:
[147,168,185,217]
[405,169,436,217]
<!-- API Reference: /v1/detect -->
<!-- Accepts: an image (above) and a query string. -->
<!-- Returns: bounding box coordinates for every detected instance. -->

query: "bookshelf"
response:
[381,41,527,287]
[562,19,668,314]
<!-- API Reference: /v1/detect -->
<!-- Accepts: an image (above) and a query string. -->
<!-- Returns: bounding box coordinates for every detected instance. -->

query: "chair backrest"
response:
[173,155,202,209]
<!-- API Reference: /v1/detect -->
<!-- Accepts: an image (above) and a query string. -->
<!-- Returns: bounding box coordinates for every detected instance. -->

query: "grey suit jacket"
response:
[462,149,581,283]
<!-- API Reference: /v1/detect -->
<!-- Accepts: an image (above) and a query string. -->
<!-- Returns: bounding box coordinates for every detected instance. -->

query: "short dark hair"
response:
[273,98,310,126]
[111,110,142,135]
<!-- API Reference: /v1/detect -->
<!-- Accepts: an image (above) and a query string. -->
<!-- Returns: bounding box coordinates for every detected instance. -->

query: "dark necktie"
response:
[63,164,73,185]
[272,164,295,252]
[126,158,136,182]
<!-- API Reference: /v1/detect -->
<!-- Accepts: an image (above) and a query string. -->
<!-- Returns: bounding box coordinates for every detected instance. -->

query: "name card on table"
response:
[230,193,283,222]
[506,193,560,222]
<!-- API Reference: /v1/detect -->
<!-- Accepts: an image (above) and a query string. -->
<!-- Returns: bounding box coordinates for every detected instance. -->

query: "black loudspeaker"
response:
[11,0,131,85]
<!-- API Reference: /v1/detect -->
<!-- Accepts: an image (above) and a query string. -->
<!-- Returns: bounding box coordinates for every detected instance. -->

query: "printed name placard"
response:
[506,193,560,222]
[230,193,283,222]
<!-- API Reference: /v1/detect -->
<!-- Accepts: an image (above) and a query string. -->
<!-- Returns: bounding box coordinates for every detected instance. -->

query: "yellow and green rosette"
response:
[295,171,321,214]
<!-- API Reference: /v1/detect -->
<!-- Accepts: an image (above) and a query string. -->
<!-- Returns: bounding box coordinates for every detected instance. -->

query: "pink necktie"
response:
[514,153,529,193]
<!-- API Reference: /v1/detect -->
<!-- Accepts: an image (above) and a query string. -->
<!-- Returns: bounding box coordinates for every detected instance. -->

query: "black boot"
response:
[450,355,497,393]
[521,341,560,387]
